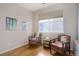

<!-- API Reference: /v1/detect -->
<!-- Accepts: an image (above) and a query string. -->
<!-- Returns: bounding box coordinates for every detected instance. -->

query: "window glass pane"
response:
[12,19,16,30]
[39,22,45,32]
[39,20,49,32]
[38,17,64,33]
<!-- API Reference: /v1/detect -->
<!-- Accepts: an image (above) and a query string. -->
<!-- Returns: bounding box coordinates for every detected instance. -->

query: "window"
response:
[38,18,64,33]
[38,20,49,32]
[6,17,17,30]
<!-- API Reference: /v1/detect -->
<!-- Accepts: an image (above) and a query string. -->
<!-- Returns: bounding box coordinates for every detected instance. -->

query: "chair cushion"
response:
[36,33,39,37]
[32,38,37,41]
[61,36,67,42]
[52,41,62,48]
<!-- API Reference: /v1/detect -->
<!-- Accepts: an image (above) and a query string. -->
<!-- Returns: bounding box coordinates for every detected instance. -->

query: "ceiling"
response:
[18,3,57,12]
[0,3,63,14]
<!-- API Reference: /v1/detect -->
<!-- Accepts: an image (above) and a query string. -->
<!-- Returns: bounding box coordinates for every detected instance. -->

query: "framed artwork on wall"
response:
[21,21,28,31]
[6,17,17,31]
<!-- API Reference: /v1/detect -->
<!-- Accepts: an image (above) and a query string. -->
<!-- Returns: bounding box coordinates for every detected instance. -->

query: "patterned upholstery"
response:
[52,41,62,48]
[50,34,71,55]
[28,33,42,46]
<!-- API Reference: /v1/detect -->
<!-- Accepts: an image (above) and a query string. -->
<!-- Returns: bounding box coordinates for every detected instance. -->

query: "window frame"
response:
[38,17,64,33]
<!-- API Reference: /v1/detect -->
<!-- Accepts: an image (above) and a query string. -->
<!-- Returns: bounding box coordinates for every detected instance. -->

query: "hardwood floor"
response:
[0,45,74,56]
[0,45,51,56]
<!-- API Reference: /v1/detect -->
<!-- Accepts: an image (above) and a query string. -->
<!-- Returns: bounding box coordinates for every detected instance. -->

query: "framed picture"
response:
[21,21,28,31]
[6,17,17,31]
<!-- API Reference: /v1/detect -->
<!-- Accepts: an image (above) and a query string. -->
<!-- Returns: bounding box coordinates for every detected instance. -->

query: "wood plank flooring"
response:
[0,45,74,56]
[0,45,52,56]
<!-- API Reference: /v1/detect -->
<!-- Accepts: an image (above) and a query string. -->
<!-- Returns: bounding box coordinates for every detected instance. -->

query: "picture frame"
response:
[21,21,27,31]
[6,17,17,31]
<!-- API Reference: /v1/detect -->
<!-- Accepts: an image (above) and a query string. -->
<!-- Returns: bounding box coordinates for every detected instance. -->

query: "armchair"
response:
[28,33,42,47]
[49,34,71,55]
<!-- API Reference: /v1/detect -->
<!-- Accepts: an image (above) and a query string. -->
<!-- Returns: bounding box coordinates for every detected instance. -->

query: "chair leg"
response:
[50,48,51,54]
[63,51,66,56]
[69,50,71,55]
[50,48,53,55]
[69,44,71,55]
[50,47,54,55]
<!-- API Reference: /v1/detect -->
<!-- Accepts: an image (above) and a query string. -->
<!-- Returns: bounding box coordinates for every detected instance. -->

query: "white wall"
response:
[0,4,33,53]
[77,4,79,40]
[74,3,79,56]
[32,13,39,33]
[63,3,77,50]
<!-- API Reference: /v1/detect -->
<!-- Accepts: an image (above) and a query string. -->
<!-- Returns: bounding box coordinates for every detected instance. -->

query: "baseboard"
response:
[0,43,28,54]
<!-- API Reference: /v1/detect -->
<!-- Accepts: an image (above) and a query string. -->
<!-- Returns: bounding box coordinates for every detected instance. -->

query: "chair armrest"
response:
[50,38,58,43]
[49,38,58,46]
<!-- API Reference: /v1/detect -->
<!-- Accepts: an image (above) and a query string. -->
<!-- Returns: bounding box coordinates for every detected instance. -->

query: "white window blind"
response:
[38,17,64,33]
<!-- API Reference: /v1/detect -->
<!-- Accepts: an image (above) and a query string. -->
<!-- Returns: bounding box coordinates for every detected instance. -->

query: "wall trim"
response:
[0,43,27,54]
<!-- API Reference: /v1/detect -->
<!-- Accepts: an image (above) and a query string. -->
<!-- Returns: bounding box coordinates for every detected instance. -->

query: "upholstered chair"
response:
[49,34,71,55]
[28,33,42,46]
